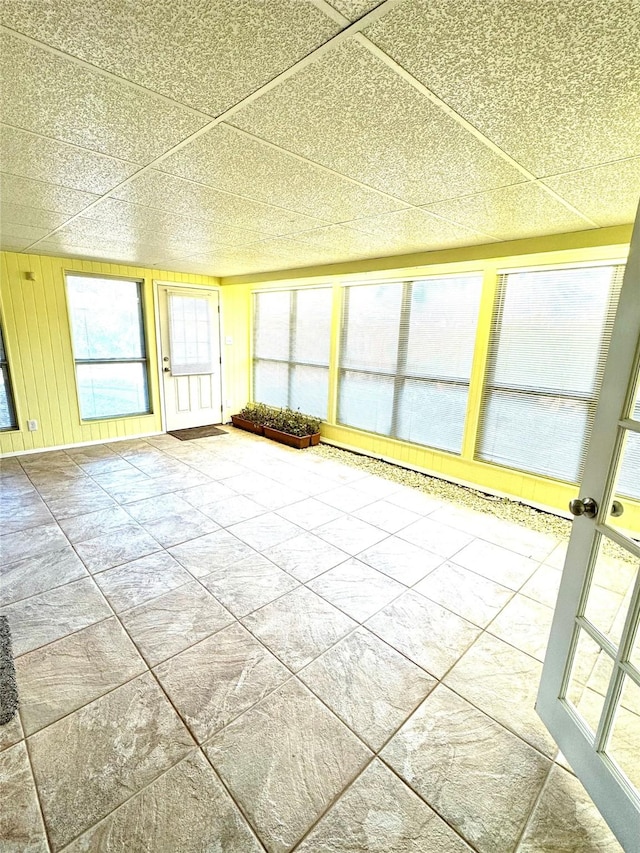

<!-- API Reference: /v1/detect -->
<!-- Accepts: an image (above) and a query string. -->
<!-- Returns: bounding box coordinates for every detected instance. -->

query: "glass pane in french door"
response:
[605,361,640,537]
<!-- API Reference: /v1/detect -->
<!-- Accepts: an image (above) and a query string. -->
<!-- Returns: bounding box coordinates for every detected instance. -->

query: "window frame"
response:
[65,272,152,422]
[0,321,18,431]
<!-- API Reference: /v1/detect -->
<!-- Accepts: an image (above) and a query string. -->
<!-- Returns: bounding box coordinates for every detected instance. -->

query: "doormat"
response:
[0,616,19,726]
[168,425,228,441]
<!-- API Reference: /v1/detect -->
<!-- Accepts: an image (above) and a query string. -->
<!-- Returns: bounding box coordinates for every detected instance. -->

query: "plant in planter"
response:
[263,407,322,449]
[230,402,271,435]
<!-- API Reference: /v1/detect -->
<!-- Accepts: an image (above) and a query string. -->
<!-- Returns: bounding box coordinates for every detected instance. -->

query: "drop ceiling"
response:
[1,0,639,278]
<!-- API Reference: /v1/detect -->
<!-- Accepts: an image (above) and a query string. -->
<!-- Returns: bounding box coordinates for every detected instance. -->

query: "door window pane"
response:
[168,294,214,375]
[607,676,640,790]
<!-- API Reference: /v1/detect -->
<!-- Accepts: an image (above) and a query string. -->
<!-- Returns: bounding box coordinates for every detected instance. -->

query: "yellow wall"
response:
[0,251,219,454]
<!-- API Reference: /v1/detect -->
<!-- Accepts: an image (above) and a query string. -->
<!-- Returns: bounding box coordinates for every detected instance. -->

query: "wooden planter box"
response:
[231,415,264,435]
[264,426,320,449]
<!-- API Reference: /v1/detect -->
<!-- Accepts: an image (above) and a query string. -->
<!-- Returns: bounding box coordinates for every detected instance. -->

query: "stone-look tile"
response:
[386,487,443,515]
[315,515,387,556]
[317,485,376,513]
[242,586,357,671]
[46,491,117,520]
[352,499,423,534]
[154,622,289,743]
[63,751,263,852]
[227,512,302,551]
[1,545,87,606]
[200,494,266,526]
[518,765,623,852]
[276,497,344,530]
[382,685,550,853]
[200,553,298,618]
[308,558,405,622]
[1,577,111,657]
[489,593,554,662]
[0,522,68,564]
[249,482,307,510]
[414,562,514,627]
[16,617,146,735]
[451,538,540,590]
[204,678,372,853]
[357,536,444,586]
[262,532,348,582]
[136,508,219,548]
[57,505,132,544]
[2,493,53,534]
[444,632,557,757]
[74,523,161,574]
[300,628,436,750]
[0,742,48,852]
[177,480,238,508]
[397,517,473,559]
[296,758,472,853]
[119,581,234,666]
[169,529,257,578]
[521,563,562,608]
[0,712,23,752]
[366,590,480,678]
[93,551,192,613]
[29,672,195,851]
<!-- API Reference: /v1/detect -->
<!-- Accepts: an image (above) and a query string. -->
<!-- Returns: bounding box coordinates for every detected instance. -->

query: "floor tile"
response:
[414,561,514,627]
[57,505,133,544]
[521,563,562,608]
[352,499,422,534]
[488,593,554,662]
[200,493,266,526]
[74,523,162,574]
[16,617,145,735]
[93,551,192,613]
[169,529,257,578]
[381,685,550,853]
[242,586,357,671]
[518,765,623,852]
[2,493,53,534]
[317,485,376,513]
[0,712,23,752]
[366,590,480,678]
[397,517,473,559]
[1,545,87,606]
[299,627,435,750]
[314,515,387,555]
[119,580,234,666]
[443,632,557,756]
[29,672,195,851]
[262,531,348,581]
[200,553,298,617]
[137,508,219,548]
[1,577,111,657]
[308,558,405,622]
[250,482,307,510]
[63,751,263,852]
[227,512,302,551]
[124,492,195,523]
[451,538,539,589]
[357,535,444,586]
[204,678,372,853]
[0,522,68,564]
[154,622,289,743]
[276,497,344,530]
[296,758,473,853]
[385,487,443,514]
[0,742,48,852]
[177,480,237,508]
[46,491,117,520]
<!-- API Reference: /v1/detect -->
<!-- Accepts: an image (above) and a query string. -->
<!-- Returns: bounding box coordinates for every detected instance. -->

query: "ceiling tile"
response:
[422,183,593,242]
[184,237,341,277]
[158,123,407,222]
[324,1,383,21]
[33,235,174,267]
[542,159,640,228]
[0,222,54,246]
[0,34,208,163]
[0,174,100,215]
[113,170,328,237]
[0,125,139,194]
[347,207,493,246]
[366,0,640,176]
[1,203,70,231]
[229,39,522,205]
[1,0,340,116]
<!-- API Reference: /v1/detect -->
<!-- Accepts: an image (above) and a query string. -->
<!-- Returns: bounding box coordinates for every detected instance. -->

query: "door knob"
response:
[611,500,624,518]
[569,497,598,518]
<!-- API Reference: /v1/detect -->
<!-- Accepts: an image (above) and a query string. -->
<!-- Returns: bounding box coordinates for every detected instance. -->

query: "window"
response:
[477,264,623,482]
[253,288,332,419]
[66,274,150,420]
[338,275,483,453]
[0,324,17,430]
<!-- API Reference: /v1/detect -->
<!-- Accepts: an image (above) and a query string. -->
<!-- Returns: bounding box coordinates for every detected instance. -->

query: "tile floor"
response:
[0,428,629,852]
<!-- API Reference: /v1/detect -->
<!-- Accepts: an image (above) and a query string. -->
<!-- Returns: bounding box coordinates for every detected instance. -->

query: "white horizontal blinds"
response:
[338,276,482,453]
[252,288,332,418]
[478,264,624,482]
[168,293,214,375]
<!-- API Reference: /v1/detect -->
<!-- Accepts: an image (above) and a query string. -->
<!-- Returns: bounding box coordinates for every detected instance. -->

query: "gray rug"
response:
[0,615,18,725]
[168,425,227,441]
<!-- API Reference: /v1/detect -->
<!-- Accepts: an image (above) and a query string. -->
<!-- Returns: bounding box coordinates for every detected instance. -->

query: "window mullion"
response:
[287,290,297,409]
[390,281,412,438]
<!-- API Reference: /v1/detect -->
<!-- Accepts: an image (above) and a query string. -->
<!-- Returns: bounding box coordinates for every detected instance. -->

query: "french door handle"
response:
[569,497,598,518]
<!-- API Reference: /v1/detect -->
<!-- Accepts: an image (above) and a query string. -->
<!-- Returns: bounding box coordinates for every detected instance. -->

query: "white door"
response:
[157,284,223,431]
[537,209,640,852]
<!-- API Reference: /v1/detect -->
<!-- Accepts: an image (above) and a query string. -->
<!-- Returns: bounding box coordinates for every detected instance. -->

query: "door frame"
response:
[152,280,224,432]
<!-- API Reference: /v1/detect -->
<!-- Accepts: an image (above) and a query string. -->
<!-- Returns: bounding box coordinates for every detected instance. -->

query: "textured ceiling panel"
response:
[0,34,208,163]
[325,1,383,20]
[422,183,593,242]
[179,237,340,277]
[158,123,407,222]
[113,171,328,237]
[366,0,640,176]
[230,39,522,205]
[32,237,175,267]
[1,204,70,232]
[0,0,340,116]
[0,126,139,194]
[0,174,100,216]
[543,159,640,228]
[0,222,55,247]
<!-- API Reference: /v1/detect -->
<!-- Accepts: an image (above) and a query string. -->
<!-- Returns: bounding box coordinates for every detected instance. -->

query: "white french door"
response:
[537,209,640,852]
[156,284,223,431]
